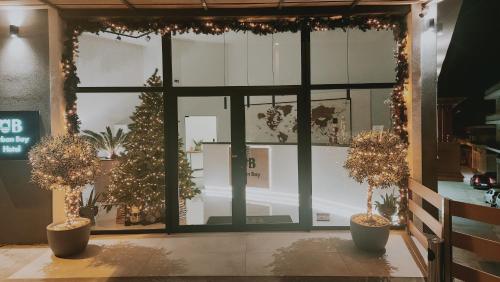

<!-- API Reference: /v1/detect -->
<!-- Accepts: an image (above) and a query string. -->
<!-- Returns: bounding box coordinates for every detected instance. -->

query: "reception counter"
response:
[185,143,396,226]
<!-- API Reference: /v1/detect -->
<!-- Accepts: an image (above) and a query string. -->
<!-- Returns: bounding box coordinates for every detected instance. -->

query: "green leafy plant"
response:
[79,188,101,225]
[79,188,101,208]
[193,139,203,151]
[82,126,128,159]
[375,191,398,221]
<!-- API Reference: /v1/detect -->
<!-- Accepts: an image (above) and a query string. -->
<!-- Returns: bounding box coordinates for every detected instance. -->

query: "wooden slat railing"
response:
[444,198,500,282]
[405,179,500,281]
[406,179,444,280]
[452,262,500,282]
[408,220,428,249]
[449,200,500,226]
[408,199,442,238]
[409,179,443,210]
[451,231,500,261]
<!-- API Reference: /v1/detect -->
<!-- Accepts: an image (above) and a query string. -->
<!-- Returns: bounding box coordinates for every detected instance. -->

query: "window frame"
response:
[76,27,397,235]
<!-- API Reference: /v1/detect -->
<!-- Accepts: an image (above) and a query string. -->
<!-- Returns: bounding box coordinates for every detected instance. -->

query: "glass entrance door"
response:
[173,93,301,230]
[244,95,299,225]
[176,96,233,227]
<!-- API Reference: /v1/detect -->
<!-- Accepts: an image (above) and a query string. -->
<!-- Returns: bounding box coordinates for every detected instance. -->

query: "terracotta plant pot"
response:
[46,218,91,258]
[350,213,390,252]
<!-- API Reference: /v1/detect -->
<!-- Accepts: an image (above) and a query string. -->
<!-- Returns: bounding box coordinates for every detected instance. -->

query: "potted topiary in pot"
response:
[344,130,408,252]
[29,135,100,257]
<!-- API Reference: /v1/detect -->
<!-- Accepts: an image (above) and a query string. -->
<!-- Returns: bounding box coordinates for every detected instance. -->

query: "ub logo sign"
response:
[0,119,24,134]
[0,112,40,160]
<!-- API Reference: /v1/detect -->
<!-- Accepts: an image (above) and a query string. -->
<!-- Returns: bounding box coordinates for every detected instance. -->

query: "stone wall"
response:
[0,9,52,244]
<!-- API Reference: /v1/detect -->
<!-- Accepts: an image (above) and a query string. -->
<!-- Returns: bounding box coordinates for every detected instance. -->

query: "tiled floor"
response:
[1,231,424,281]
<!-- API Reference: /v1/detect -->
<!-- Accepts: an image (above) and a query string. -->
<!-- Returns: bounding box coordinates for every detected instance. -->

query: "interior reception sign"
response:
[0,111,40,160]
[246,147,270,189]
[229,146,270,188]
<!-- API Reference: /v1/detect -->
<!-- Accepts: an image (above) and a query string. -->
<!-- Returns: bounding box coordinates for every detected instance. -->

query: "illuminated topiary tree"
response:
[344,130,408,223]
[29,135,100,228]
[104,70,200,223]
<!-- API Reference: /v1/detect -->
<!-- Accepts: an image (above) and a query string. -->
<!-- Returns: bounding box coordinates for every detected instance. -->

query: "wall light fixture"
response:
[9,25,19,37]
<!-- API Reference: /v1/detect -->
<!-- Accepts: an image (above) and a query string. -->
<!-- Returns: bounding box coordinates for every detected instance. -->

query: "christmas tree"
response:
[104,70,200,224]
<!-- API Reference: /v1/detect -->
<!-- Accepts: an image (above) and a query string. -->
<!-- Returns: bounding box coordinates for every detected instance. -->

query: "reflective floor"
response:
[1,231,424,281]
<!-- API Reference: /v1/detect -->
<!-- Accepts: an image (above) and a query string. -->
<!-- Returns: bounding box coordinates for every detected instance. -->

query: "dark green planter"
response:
[350,214,390,252]
[46,218,91,258]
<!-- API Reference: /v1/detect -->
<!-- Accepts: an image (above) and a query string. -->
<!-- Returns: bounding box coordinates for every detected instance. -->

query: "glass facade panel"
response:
[311,30,348,84]
[311,90,351,145]
[178,96,232,225]
[311,89,398,227]
[347,29,396,83]
[77,32,163,87]
[73,27,398,232]
[77,91,165,231]
[245,95,299,224]
[311,29,396,84]
[172,31,301,86]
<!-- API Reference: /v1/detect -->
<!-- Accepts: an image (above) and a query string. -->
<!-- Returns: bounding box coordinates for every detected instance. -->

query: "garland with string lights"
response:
[60,15,410,225]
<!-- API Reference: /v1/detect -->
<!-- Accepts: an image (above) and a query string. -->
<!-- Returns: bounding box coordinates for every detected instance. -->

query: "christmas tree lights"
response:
[344,131,409,223]
[103,70,200,224]
[29,135,100,227]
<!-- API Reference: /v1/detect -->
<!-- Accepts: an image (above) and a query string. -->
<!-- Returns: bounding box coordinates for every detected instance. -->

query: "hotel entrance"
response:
[74,21,400,233]
[171,92,302,232]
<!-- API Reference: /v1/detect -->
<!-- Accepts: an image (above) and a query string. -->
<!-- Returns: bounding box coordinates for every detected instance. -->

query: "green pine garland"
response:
[62,15,408,141]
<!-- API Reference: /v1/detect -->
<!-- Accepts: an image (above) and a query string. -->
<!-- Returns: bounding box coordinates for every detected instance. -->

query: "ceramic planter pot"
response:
[350,213,390,252]
[46,218,91,258]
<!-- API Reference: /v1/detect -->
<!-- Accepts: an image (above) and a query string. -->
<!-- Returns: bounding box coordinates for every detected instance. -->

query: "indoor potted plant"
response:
[29,135,100,257]
[82,126,127,208]
[82,126,128,160]
[79,188,101,225]
[344,130,408,251]
[375,191,398,222]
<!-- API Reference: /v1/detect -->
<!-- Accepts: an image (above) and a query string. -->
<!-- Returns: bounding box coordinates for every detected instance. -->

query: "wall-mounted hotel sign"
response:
[0,111,40,160]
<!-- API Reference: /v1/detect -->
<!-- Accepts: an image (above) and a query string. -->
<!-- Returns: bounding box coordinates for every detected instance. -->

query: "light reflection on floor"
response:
[1,231,424,280]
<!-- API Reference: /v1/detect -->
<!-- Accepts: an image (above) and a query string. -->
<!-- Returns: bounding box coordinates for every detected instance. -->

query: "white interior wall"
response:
[224,32,247,86]
[77,33,162,87]
[371,88,393,130]
[77,29,395,88]
[347,29,396,83]
[351,89,372,135]
[177,96,231,144]
[172,31,301,86]
[201,144,395,226]
[311,30,348,84]
[172,34,225,86]
[77,92,141,133]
